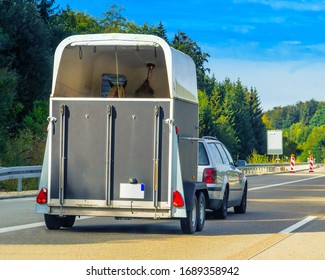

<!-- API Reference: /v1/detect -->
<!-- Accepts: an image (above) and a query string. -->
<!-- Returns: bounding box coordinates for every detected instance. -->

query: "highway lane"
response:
[0,167,324,259]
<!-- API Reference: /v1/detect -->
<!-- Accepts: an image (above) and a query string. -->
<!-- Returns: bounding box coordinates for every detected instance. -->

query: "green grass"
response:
[0,178,39,192]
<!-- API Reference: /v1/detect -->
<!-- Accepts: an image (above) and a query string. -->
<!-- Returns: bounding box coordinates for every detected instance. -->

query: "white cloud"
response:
[208,58,325,111]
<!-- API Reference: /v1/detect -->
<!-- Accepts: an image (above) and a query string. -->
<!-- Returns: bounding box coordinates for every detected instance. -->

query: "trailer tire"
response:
[44,214,61,230]
[196,192,206,232]
[61,215,76,228]
[180,195,198,234]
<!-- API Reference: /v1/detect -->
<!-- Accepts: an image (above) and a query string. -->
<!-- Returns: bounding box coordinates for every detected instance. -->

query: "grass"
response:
[0,178,39,192]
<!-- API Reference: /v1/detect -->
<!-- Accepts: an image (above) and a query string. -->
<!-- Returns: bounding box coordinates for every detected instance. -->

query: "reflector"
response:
[36,187,47,204]
[173,190,184,207]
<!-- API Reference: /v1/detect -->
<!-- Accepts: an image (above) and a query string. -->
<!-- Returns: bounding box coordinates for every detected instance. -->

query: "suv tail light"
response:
[36,187,47,204]
[203,168,217,184]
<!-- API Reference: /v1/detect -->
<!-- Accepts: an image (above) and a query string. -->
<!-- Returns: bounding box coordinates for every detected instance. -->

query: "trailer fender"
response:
[182,181,208,211]
[35,131,50,214]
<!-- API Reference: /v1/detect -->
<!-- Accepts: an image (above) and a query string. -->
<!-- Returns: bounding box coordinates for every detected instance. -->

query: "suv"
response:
[198,136,247,219]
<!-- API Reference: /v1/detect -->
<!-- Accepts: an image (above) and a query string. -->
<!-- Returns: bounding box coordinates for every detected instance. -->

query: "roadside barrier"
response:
[239,162,310,176]
[290,154,295,173]
[0,166,41,192]
[309,156,314,173]
[0,162,317,192]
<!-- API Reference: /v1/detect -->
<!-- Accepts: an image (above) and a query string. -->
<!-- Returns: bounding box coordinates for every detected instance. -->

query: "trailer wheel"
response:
[180,195,198,234]
[61,216,76,228]
[44,214,61,230]
[196,192,206,232]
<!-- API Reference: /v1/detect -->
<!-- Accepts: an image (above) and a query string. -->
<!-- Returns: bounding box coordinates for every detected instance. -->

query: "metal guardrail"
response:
[0,162,315,192]
[0,166,42,192]
[239,162,309,175]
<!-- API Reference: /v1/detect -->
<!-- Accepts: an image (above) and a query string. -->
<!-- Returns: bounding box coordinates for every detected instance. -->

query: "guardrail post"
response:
[18,178,23,192]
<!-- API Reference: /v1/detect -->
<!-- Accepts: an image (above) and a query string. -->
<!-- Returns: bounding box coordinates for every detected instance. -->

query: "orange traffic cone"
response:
[290,154,295,173]
[309,155,314,172]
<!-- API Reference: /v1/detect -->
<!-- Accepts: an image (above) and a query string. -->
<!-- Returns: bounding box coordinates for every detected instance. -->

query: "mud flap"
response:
[170,125,187,218]
[35,131,50,214]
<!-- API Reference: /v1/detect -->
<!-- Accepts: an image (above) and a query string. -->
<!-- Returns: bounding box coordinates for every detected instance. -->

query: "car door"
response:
[207,142,226,190]
[215,143,241,203]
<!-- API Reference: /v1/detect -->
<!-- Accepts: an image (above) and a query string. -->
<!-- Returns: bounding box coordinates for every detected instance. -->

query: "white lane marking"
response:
[248,175,325,191]
[280,216,317,234]
[0,222,45,234]
[0,216,92,234]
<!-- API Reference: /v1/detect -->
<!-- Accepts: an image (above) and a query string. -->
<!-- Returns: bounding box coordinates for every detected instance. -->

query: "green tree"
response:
[248,87,266,154]
[52,6,100,36]
[300,99,318,126]
[198,89,213,137]
[310,105,325,127]
[222,80,254,159]
[0,0,52,115]
[298,125,325,163]
[36,0,58,21]
[100,4,127,32]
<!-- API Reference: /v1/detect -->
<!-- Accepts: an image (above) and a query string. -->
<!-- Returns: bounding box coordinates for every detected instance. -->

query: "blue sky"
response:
[54,0,325,110]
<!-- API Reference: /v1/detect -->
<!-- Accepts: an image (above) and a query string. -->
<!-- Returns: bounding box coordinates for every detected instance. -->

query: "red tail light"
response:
[203,168,217,183]
[173,190,184,207]
[36,187,47,204]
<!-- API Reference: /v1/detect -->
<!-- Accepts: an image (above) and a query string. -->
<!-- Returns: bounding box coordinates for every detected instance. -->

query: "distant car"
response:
[198,136,248,219]
[236,159,247,167]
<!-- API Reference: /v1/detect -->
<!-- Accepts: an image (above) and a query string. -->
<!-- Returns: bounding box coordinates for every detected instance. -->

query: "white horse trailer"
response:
[36,33,208,234]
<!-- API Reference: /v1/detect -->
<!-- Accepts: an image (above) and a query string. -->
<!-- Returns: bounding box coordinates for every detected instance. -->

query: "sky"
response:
[54,0,325,111]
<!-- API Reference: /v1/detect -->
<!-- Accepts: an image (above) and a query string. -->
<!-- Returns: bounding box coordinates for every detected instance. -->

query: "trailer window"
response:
[53,45,170,99]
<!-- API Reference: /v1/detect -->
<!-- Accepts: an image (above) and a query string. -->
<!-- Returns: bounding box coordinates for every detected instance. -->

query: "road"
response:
[0,167,324,260]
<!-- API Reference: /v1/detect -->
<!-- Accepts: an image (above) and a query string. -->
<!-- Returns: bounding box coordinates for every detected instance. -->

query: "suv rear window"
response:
[216,143,230,165]
[198,142,209,165]
[208,143,224,164]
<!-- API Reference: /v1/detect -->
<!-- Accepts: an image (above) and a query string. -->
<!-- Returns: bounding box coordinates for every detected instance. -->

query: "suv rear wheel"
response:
[213,186,228,219]
[234,185,247,214]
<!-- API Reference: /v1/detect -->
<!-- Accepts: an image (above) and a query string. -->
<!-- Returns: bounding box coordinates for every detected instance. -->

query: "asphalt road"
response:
[0,167,324,260]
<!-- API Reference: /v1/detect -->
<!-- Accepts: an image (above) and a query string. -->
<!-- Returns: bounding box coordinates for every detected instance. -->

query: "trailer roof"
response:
[52,33,198,103]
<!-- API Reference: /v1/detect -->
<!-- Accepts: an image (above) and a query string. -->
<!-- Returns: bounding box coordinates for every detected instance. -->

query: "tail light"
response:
[173,190,184,207]
[203,168,217,183]
[36,187,47,204]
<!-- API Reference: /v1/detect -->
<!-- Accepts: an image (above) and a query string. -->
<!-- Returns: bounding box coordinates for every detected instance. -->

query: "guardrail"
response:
[239,162,310,175]
[0,162,316,192]
[0,166,42,192]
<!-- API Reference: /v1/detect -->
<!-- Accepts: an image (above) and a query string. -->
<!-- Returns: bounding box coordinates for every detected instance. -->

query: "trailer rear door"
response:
[49,99,170,211]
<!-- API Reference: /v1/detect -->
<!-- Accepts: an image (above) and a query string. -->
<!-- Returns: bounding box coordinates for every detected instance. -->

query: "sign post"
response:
[267,130,283,161]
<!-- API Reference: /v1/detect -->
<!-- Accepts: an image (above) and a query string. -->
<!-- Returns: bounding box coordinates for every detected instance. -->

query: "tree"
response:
[100,4,127,32]
[198,89,213,137]
[52,6,100,36]
[0,68,17,157]
[248,87,266,154]
[300,99,318,125]
[0,0,52,116]
[310,105,325,127]
[37,0,58,21]
[299,125,325,163]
